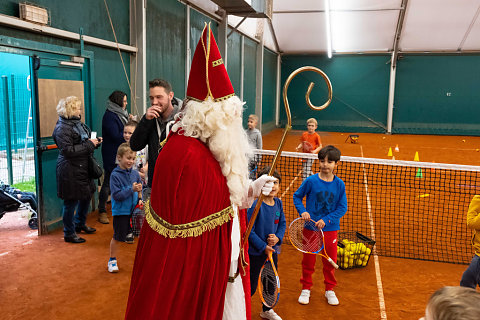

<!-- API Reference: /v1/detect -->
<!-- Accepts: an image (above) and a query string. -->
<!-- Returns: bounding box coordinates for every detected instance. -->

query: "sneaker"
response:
[125,233,134,244]
[108,259,119,273]
[98,211,109,224]
[325,290,339,305]
[260,309,282,320]
[298,289,310,305]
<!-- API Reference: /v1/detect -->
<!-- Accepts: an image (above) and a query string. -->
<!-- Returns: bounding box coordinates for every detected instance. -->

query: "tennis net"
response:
[252,149,479,264]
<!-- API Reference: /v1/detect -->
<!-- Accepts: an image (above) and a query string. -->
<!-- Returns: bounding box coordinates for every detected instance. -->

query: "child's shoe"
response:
[298,289,310,305]
[108,259,119,273]
[259,309,282,320]
[325,290,339,305]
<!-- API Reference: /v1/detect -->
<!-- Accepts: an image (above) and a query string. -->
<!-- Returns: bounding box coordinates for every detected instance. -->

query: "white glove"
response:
[251,175,276,198]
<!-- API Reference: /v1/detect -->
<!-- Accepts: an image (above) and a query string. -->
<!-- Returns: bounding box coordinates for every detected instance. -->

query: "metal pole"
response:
[10,75,18,153]
[2,76,14,185]
[387,52,396,134]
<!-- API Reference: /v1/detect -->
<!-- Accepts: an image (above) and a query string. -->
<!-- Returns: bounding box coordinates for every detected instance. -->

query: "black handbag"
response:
[88,155,103,179]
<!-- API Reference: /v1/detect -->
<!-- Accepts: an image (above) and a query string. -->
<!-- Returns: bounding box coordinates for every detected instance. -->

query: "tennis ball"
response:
[462,139,466,142]
[366,248,372,255]
[382,137,386,139]
[362,259,368,267]
[476,149,479,152]
[356,259,363,266]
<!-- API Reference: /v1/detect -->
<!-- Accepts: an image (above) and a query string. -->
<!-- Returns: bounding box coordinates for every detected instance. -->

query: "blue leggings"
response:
[460,255,480,289]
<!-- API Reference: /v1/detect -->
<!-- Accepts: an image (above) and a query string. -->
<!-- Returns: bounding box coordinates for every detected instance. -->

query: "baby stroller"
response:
[0,180,38,230]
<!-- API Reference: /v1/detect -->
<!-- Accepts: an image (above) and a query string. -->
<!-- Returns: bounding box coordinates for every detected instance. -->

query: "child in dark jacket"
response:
[247,166,286,320]
[107,143,142,273]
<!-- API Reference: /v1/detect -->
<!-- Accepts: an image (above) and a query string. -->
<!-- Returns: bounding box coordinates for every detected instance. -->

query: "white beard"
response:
[172,96,252,206]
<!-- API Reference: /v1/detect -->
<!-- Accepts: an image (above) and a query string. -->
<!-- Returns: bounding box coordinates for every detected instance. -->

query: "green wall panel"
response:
[393,55,480,135]
[0,0,130,43]
[243,37,257,126]
[226,30,241,98]
[281,55,390,133]
[262,48,276,125]
[146,0,186,97]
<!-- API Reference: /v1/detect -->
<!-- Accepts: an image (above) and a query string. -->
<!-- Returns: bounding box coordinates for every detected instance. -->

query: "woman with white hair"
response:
[52,96,102,243]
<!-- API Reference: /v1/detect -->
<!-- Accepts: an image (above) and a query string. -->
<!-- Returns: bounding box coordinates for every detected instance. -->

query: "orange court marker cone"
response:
[387,147,393,157]
[395,144,399,152]
[414,151,420,162]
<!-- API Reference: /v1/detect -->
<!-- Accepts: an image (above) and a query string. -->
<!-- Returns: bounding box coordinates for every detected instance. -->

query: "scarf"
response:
[59,116,90,140]
[106,100,128,125]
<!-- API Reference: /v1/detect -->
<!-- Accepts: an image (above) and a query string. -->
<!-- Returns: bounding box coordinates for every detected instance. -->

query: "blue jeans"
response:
[62,199,91,237]
[460,255,480,289]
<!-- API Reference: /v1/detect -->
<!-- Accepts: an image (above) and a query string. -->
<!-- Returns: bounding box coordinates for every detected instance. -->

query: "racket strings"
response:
[260,262,279,307]
[289,220,324,253]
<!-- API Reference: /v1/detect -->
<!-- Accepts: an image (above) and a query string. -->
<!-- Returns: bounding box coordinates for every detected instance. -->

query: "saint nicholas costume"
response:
[125,24,251,320]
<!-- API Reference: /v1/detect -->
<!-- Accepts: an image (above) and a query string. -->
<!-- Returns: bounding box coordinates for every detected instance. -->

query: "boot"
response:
[98,211,109,224]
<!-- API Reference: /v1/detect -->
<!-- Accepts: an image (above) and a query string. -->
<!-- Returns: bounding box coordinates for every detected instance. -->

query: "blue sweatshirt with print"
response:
[293,174,347,231]
[247,198,287,256]
[110,166,141,216]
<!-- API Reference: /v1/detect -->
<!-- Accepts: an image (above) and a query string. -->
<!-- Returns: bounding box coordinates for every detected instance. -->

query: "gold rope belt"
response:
[145,200,234,238]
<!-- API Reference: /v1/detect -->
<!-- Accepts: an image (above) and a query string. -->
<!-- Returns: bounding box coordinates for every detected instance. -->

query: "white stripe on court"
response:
[0,252,10,257]
[360,145,387,319]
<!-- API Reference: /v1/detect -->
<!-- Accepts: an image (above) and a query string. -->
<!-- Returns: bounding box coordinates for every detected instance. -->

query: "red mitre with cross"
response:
[187,23,235,102]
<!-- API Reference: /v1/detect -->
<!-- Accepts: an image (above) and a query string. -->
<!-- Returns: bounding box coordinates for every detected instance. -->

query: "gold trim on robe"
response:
[145,200,234,238]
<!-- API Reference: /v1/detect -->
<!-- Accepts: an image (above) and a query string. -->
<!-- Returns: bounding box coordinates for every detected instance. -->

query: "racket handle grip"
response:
[328,258,339,269]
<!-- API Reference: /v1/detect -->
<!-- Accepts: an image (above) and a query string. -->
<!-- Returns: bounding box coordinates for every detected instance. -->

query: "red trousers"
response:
[300,230,338,291]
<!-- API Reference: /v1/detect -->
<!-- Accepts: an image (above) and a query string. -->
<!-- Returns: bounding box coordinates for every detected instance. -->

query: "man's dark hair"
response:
[257,165,281,182]
[318,145,341,162]
[149,79,172,93]
[108,90,127,107]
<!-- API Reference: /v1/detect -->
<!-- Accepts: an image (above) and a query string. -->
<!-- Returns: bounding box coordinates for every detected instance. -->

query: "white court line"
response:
[22,240,33,246]
[0,252,9,257]
[360,145,387,320]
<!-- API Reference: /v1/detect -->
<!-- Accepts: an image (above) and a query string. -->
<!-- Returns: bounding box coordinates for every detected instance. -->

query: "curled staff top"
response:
[242,66,333,249]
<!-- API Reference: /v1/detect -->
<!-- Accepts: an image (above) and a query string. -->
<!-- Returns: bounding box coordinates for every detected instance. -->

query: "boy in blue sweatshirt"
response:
[107,143,142,273]
[248,166,286,320]
[293,145,347,306]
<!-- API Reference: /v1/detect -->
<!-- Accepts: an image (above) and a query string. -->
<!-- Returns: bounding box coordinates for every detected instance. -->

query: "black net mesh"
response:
[253,149,478,264]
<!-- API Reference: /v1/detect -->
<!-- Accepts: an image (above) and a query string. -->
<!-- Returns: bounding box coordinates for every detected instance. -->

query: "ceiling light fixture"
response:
[325,0,332,58]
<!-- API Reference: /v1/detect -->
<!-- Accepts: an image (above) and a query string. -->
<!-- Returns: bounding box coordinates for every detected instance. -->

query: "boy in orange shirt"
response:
[295,118,322,179]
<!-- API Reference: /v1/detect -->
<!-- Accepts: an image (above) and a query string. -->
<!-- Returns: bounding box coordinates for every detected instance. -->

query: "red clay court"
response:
[1,130,480,320]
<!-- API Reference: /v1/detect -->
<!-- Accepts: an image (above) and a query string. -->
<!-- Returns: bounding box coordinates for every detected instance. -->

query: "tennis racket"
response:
[258,251,281,308]
[288,217,339,269]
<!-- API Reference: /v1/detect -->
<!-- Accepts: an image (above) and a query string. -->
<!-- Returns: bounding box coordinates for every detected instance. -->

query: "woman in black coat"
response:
[52,96,102,243]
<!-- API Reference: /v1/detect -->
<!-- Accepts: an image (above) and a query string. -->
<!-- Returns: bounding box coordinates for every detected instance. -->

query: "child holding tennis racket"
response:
[295,118,322,180]
[293,145,347,306]
[247,166,286,320]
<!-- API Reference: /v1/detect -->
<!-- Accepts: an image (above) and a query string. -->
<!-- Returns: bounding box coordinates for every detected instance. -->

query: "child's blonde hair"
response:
[307,118,317,126]
[427,286,480,320]
[56,96,82,119]
[249,114,259,122]
[117,142,136,157]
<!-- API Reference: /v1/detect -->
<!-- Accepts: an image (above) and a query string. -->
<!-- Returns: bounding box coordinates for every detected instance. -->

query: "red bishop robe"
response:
[125,132,251,320]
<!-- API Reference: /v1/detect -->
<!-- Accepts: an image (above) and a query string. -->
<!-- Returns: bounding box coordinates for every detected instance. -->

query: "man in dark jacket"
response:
[129,79,182,192]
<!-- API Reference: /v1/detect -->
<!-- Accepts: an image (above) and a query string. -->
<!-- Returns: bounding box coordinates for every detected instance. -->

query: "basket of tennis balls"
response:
[336,232,375,270]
